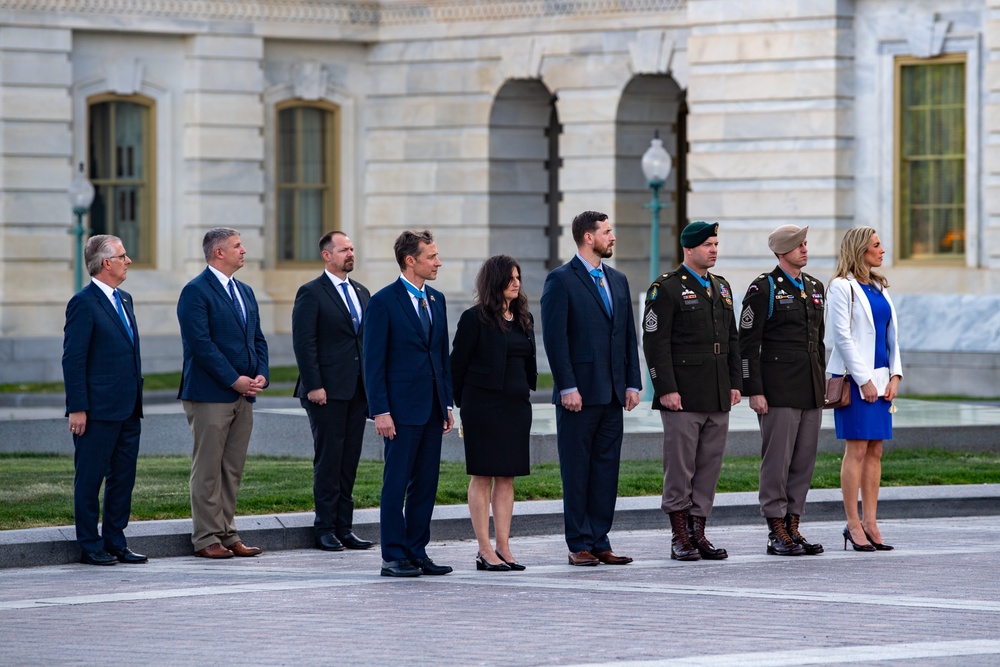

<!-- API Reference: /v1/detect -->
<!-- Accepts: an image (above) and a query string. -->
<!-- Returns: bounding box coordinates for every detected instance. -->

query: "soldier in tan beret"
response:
[642,221,742,562]
[738,224,826,556]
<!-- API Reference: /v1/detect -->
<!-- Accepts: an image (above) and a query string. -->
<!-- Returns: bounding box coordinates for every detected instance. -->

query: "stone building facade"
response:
[1,0,999,393]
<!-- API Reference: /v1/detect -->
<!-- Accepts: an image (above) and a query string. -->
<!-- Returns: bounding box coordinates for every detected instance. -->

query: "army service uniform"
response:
[739,267,826,521]
[642,265,742,519]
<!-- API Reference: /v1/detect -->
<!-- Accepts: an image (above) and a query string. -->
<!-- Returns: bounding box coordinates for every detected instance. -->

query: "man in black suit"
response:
[292,231,374,552]
[62,234,146,565]
[540,211,642,567]
[642,222,742,562]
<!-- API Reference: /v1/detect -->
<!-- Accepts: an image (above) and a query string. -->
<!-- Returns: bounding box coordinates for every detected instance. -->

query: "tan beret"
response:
[768,225,808,254]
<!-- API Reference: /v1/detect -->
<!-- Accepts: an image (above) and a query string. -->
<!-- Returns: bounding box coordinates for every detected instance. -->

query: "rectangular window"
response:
[896,55,965,261]
[88,97,154,265]
[276,104,339,263]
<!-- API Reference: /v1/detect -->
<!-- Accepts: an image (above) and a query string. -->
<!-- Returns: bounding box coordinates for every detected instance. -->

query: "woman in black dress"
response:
[451,255,537,571]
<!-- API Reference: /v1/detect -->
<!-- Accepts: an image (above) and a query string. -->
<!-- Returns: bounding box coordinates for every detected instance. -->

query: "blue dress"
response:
[834,283,894,440]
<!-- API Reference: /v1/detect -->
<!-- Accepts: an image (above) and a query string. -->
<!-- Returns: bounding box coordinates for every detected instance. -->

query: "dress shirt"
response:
[326,270,362,326]
[208,264,245,321]
[400,274,433,325]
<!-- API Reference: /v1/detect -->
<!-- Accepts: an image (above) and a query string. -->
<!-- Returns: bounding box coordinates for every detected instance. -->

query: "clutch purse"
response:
[824,375,851,409]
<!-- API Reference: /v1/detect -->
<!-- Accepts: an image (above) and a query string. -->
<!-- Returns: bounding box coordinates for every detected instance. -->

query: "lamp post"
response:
[641,130,672,284]
[67,162,95,293]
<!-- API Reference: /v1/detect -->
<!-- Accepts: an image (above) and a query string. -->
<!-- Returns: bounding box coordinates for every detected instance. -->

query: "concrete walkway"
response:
[2,516,1000,666]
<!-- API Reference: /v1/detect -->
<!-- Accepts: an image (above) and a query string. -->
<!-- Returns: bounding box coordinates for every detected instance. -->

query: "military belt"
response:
[675,343,729,355]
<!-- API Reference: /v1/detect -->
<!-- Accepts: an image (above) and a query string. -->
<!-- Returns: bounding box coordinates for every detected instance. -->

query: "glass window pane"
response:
[277,108,297,184]
[277,189,296,261]
[298,190,323,258]
[899,60,965,260]
[89,103,111,180]
[300,108,325,184]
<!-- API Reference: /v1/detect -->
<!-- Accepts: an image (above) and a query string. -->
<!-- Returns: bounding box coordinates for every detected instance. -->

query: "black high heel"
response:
[863,529,894,551]
[842,526,876,552]
[496,550,526,571]
[476,553,510,571]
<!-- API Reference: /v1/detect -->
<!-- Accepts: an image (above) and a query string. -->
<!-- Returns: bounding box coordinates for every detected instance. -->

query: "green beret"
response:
[680,221,719,248]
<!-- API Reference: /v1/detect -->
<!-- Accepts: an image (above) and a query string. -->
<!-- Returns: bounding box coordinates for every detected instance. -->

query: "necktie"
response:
[418,296,431,340]
[113,290,133,343]
[590,268,612,316]
[228,279,246,326]
[340,282,360,333]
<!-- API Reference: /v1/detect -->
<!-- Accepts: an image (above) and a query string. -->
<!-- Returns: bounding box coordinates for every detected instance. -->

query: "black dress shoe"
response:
[80,549,117,566]
[315,534,346,552]
[107,547,148,564]
[336,532,374,550]
[380,559,422,577]
[410,557,452,575]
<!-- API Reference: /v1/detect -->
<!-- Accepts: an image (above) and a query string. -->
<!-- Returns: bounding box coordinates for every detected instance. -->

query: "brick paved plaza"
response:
[2,515,998,666]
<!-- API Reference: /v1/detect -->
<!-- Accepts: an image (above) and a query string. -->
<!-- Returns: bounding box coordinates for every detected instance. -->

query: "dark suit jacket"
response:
[292,274,370,401]
[363,278,453,426]
[450,305,537,408]
[177,267,269,403]
[63,282,143,420]
[540,256,642,406]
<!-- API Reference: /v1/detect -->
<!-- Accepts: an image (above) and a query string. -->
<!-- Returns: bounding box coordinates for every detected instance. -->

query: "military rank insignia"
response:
[644,309,658,332]
[740,307,754,329]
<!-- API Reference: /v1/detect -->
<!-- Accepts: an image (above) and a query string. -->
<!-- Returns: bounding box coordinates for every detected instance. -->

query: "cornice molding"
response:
[0,0,685,26]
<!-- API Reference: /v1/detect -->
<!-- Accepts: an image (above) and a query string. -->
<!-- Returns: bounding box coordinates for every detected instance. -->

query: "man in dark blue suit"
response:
[63,234,146,565]
[364,229,455,577]
[177,227,268,559]
[541,211,642,566]
[293,231,374,552]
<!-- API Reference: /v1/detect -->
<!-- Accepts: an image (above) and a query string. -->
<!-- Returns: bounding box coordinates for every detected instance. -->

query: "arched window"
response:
[87,94,156,265]
[276,101,340,263]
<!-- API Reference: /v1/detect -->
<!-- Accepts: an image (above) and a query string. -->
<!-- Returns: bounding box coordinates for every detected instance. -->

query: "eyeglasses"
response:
[108,253,129,262]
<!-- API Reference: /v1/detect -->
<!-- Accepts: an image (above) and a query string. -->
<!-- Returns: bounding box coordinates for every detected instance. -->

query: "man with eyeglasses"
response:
[62,235,146,565]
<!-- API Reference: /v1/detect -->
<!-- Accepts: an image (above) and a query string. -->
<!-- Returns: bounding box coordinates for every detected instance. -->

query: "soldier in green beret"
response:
[739,225,826,556]
[641,221,742,561]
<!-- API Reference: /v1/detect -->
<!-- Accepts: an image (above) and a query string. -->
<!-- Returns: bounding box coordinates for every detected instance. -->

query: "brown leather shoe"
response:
[194,543,234,559]
[567,550,600,566]
[227,541,262,557]
[593,550,633,565]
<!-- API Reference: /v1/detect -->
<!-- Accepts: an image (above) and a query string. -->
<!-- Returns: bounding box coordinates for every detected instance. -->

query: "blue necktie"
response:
[340,282,360,333]
[228,279,246,326]
[113,290,133,343]
[418,296,431,340]
[590,268,612,316]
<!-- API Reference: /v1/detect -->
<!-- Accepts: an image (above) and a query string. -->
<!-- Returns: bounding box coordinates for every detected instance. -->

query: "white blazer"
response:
[825,275,903,387]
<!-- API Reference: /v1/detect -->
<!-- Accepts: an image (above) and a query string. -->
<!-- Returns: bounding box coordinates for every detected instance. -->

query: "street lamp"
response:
[641,130,672,284]
[67,162,95,293]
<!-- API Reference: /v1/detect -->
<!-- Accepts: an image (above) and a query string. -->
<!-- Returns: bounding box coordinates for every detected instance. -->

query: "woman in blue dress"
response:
[826,227,903,552]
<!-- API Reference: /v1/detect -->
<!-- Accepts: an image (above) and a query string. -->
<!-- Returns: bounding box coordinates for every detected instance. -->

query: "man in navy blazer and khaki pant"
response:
[63,234,146,566]
[292,230,374,552]
[364,229,455,577]
[540,211,642,567]
[177,227,269,559]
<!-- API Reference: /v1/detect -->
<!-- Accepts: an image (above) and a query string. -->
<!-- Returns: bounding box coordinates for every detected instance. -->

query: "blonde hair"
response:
[831,226,889,289]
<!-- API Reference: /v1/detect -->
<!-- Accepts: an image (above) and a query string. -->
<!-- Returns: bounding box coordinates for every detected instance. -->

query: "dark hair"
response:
[571,210,608,246]
[393,229,434,270]
[474,255,532,332]
[319,230,348,254]
[202,227,239,262]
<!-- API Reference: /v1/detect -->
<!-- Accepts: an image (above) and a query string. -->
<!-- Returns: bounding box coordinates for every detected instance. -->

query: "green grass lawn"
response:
[2,449,998,530]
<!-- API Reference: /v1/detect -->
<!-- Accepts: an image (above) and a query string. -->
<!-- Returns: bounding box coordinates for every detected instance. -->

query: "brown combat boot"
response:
[688,514,728,560]
[785,514,824,555]
[766,517,806,556]
[668,510,700,561]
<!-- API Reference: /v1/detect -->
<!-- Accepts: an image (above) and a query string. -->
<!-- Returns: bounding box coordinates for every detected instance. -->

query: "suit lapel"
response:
[321,276,354,326]
[572,257,611,319]
[394,279,428,345]
[91,283,134,346]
